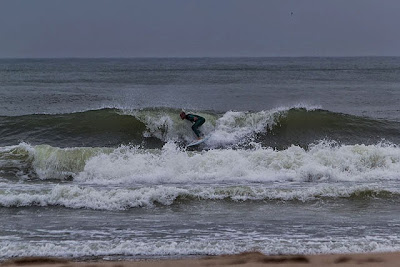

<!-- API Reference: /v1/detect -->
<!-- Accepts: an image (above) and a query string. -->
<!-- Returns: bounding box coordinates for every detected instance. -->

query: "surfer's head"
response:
[180,111,186,120]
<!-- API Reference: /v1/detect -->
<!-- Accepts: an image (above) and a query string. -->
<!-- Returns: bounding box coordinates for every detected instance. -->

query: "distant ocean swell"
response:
[1,105,400,148]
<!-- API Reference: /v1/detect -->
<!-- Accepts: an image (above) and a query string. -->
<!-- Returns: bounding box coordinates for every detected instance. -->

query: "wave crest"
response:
[0,184,398,210]
[6,104,400,149]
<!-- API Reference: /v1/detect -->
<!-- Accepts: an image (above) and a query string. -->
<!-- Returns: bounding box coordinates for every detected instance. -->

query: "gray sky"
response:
[1,0,400,57]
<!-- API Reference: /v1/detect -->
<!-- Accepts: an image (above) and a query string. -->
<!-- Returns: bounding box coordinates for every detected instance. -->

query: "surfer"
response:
[180,111,205,139]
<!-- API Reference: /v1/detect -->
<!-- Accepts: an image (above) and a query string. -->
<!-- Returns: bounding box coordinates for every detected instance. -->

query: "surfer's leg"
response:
[192,118,205,138]
[192,124,201,138]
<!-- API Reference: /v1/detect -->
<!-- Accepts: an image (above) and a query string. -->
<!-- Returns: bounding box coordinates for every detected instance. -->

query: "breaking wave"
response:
[2,140,400,183]
[0,140,400,210]
[2,105,400,149]
[0,183,399,210]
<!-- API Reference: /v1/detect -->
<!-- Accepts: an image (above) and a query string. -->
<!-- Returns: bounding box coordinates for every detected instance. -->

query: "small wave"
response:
[0,184,398,210]
[1,233,399,259]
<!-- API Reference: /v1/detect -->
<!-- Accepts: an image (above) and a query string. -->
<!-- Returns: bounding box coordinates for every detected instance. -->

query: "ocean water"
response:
[1,57,400,260]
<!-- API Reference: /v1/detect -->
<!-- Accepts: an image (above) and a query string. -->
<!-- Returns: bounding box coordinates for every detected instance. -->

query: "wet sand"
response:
[2,251,400,267]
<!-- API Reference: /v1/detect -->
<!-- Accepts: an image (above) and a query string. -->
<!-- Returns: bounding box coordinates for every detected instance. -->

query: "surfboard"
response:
[186,135,209,147]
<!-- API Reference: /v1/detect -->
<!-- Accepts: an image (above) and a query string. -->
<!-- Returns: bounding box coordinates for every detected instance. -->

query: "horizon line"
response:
[1,55,400,59]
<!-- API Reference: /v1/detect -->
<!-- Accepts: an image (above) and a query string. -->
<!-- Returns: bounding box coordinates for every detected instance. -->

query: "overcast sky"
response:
[1,0,399,58]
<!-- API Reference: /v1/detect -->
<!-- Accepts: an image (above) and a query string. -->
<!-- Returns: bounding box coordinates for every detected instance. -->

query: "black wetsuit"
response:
[184,114,205,138]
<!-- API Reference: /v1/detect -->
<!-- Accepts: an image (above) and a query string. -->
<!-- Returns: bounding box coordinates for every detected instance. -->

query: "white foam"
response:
[76,141,400,185]
[0,185,184,209]
[4,140,400,185]
[1,235,399,258]
[207,110,278,146]
[202,104,320,146]
[0,183,397,210]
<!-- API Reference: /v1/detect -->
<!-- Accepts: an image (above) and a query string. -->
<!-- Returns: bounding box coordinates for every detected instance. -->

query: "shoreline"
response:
[2,251,400,267]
